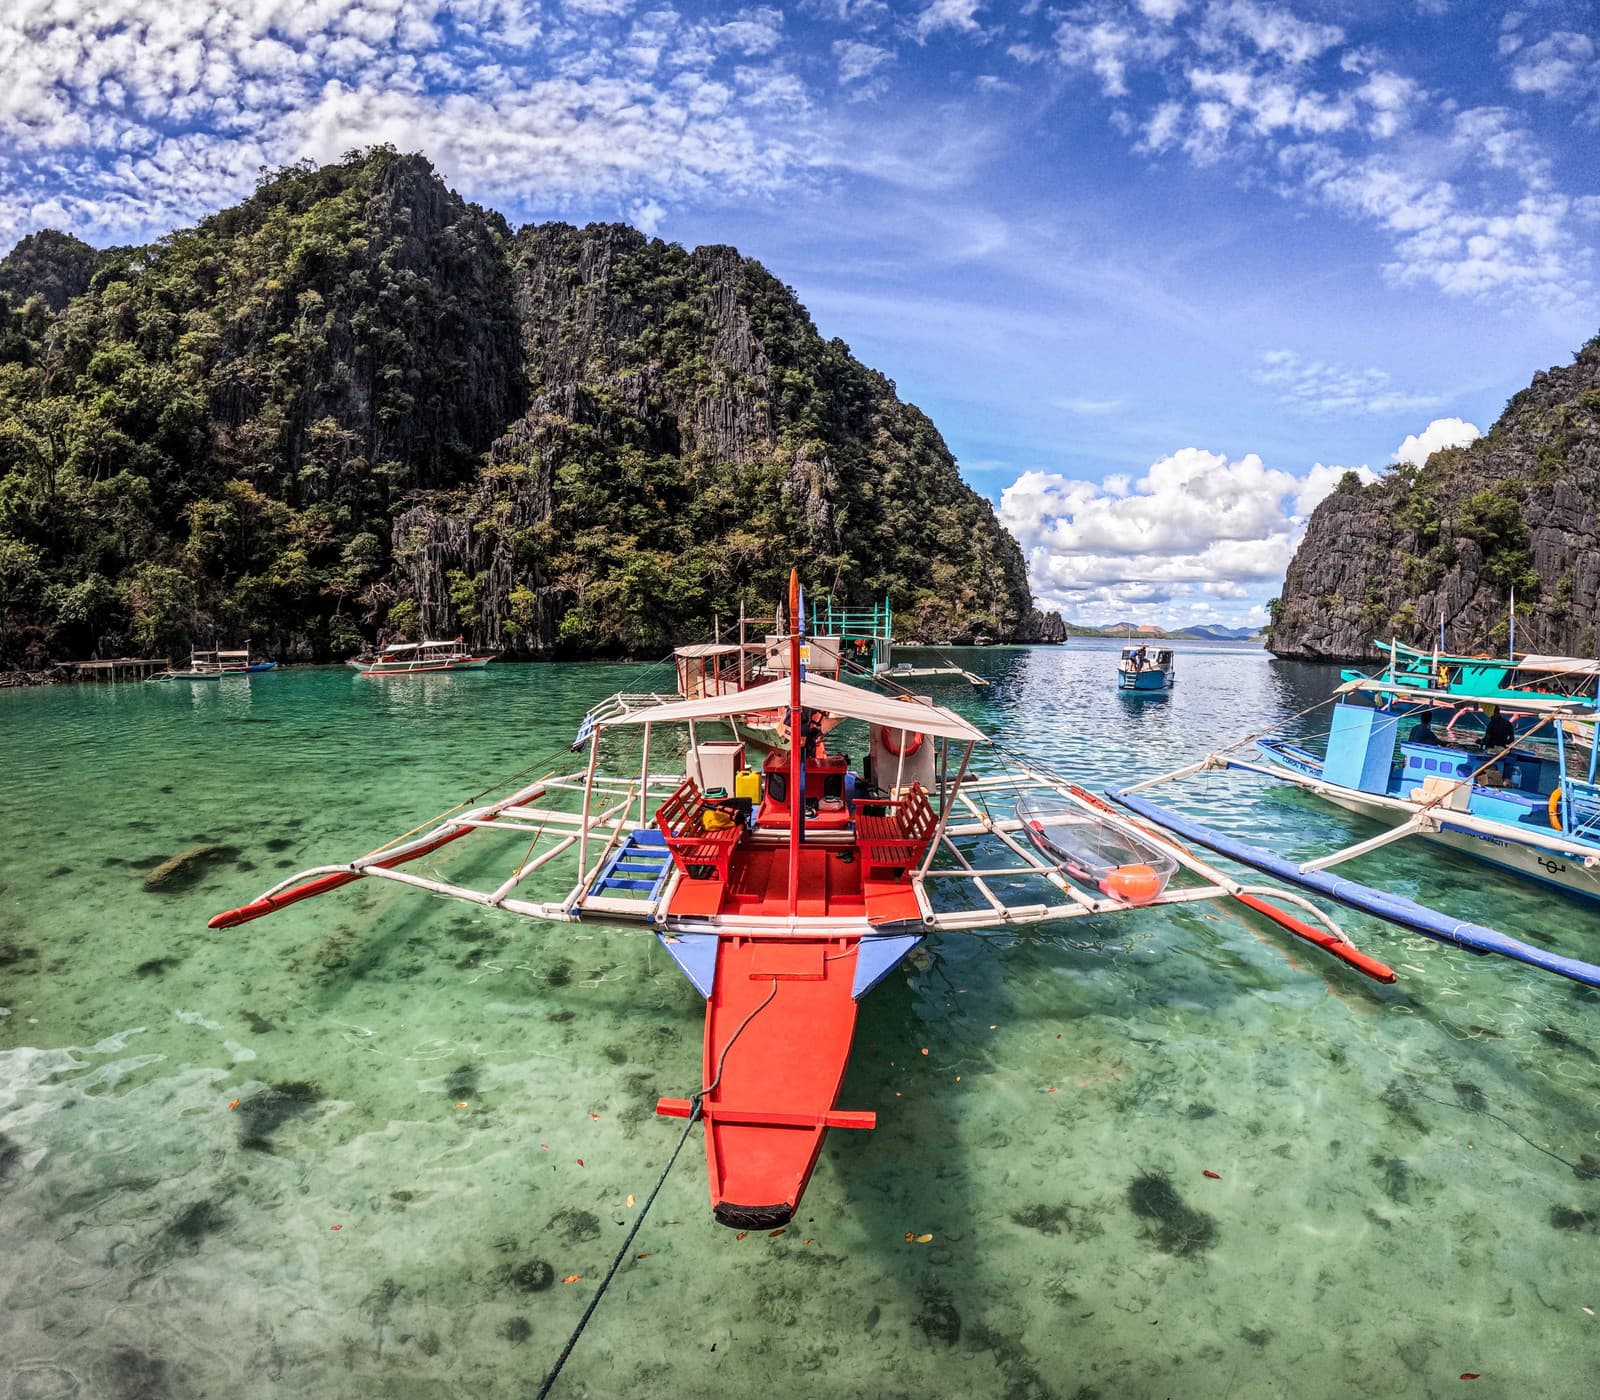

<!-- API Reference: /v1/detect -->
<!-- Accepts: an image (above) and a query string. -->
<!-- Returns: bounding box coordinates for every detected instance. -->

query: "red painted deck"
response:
[662,838,926,926]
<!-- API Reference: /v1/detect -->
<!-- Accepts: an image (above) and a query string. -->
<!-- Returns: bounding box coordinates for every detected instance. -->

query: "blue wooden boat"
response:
[1117,645,1174,692]
[1109,667,1600,989]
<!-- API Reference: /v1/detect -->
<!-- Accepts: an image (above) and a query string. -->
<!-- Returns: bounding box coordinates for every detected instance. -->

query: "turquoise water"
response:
[3,641,1598,1399]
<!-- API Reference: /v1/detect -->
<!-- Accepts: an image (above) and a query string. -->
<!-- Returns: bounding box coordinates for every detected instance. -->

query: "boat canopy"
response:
[382,640,461,653]
[673,642,763,659]
[1514,655,1600,677]
[595,672,988,743]
[1341,675,1594,717]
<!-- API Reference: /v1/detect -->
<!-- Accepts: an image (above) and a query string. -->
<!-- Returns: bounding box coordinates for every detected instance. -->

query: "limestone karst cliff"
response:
[0,149,1058,666]
[1267,334,1600,661]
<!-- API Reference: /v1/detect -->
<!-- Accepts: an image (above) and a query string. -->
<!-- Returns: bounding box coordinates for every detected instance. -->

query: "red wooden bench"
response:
[656,777,743,882]
[855,783,938,880]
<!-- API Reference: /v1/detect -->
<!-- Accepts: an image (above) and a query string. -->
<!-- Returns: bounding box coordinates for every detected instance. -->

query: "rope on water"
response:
[535,1095,702,1400]
[535,977,781,1396]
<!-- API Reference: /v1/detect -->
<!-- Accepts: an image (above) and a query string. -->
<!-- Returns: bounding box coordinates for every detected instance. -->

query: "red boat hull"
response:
[659,934,875,1227]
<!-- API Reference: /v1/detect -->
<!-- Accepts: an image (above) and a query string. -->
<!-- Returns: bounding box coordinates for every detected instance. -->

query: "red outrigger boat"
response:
[212,572,1391,1226]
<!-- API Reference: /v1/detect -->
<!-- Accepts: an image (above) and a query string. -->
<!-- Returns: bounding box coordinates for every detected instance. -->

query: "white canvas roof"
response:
[673,642,760,658]
[595,672,988,742]
[384,640,461,653]
[1515,655,1600,676]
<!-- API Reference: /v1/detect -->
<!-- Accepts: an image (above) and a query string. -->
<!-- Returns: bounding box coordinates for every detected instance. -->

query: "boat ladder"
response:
[586,830,674,900]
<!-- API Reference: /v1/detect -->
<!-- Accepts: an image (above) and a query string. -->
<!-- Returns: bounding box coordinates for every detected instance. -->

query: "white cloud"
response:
[1055,395,1127,415]
[1035,0,1597,308]
[835,39,894,84]
[911,0,983,43]
[1201,0,1344,66]
[0,0,813,245]
[997,447,1377,622]
[1393,416,1481,467]
[1253,350,1442,417]
[1507,29,1599,111]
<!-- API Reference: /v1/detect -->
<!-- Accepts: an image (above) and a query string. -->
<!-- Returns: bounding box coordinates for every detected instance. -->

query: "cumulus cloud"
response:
[997,448,1377,622]
[1393,416,1481,467]
[911,0,983,43]
[1505,29,1599,114]
[835,39,894,84]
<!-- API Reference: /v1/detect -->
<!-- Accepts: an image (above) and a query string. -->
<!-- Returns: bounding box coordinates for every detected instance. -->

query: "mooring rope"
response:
[535,975,782,1396]
[534,1096,703,1400]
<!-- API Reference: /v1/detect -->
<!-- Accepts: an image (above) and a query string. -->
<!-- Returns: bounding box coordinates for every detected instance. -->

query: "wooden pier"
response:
[59,658,170,682]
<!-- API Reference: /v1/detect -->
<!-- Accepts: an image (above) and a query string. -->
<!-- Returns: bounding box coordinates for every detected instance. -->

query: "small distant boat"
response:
[1016,793,1176,902]
[1117,644,1174,692]
[348,639,495,675]
[152,647,276,680]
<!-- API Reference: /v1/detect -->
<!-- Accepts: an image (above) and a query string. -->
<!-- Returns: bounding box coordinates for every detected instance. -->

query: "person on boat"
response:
[1409,710,1439,745]
[1133,645,1148,670]
[1483,705,1515,751]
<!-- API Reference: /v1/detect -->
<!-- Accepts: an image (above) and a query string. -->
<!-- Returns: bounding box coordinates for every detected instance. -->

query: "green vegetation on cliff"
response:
[1267,333,1600,660]
[0,149,1046,667]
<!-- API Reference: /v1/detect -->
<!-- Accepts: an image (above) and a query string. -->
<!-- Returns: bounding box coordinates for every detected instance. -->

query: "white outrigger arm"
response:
[211,718,1396,987]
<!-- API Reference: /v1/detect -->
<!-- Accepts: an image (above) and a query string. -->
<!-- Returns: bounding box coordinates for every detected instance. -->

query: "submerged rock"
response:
[167,1199,228,1245]
[915,1290,961,1347]
[236,1081,322,1152]
[142,843,239,892]
[504,1258,555,1293]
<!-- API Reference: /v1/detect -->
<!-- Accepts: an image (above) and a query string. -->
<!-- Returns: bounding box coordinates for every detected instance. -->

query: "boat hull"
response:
[155,661,276,680]
[349,656,493,675]
[1117,670,1173,692]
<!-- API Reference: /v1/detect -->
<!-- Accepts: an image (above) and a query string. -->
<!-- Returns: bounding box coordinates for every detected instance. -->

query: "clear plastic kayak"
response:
[1015,794,1178,904]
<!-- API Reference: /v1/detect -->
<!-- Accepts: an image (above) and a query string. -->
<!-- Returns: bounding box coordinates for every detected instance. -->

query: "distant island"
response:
[0,148,1066,675]
[1056,621,1265,642]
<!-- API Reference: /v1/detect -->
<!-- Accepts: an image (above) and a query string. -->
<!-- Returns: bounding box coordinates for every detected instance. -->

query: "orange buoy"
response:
[1101,863,1163,904]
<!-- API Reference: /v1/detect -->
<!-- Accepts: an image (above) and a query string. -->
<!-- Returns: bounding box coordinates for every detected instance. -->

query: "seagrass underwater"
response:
[3,641,1598,1397]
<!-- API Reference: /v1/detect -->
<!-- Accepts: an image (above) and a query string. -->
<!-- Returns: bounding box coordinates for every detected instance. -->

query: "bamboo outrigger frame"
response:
[212,715,1373,945]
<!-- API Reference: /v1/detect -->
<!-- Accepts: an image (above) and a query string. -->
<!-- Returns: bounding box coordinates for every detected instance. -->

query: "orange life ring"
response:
[883,725,924,758]
[1549,788,1563,831]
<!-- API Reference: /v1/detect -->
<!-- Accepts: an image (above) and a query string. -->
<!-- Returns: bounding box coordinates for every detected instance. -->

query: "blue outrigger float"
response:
[1110,656,1600,990]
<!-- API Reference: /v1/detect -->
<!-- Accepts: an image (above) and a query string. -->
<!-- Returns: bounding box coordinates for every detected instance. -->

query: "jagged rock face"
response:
[399,219,1036,655]
[1268,336,1600,661]
[1018,608,1068,644]
[200,152,524,500]
[0,150,1043,666]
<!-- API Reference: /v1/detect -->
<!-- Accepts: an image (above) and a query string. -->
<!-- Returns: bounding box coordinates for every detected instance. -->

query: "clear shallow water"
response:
[2,641,1598,1400]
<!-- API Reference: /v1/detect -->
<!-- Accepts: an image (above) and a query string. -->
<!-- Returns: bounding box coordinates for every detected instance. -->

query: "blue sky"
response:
[2,0,1597,626]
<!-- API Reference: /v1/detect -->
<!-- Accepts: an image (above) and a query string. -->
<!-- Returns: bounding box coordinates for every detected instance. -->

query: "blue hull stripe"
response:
[1109,790,1600,990]
[851,934,924,999]
[657,933,719,998]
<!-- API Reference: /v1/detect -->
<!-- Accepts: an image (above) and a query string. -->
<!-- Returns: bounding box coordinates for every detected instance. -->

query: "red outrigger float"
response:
[212,571,1393,1226]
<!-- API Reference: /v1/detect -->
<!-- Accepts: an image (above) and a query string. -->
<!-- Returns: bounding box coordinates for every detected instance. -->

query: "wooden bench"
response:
[855,783,938,880]
[656,777,743,882]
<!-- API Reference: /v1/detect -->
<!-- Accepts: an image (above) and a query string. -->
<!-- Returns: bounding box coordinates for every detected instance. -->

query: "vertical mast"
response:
[1508,588,1516,660]
[787,568,804,916]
